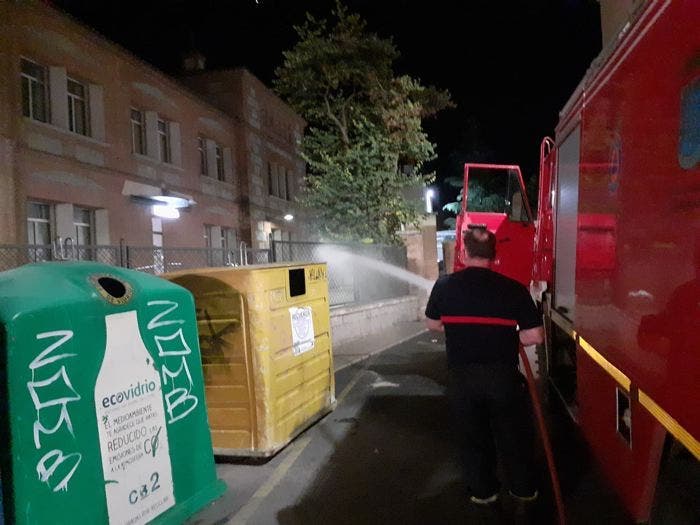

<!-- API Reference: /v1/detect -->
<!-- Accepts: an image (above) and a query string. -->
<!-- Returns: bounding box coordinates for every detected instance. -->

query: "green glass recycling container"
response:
[0,262,225,525]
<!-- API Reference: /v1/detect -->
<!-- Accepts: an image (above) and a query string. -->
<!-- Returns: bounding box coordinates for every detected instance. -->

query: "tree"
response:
[274,3,453,244]
[441,176,505,229]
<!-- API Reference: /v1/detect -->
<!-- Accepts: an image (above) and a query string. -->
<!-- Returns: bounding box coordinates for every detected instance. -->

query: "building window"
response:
[215,145,225,181]
[285,169,292,201]
[268,162,279,197]
[158,119,171,163]
[27,202,52,245]
[268,162,273,195]
[131,109,146,155]
[67,78,89,136]
[198,137,208,175]
[151,217,164,273]
[267,163,291,200]
[73,207,93,246]
[278,168,288,200]
[21,59,49,122]
[222,227,237,253]
[204,224,214,248]
[73,206,94,260]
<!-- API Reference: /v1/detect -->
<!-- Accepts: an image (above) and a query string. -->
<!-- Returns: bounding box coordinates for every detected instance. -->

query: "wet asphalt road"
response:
[189,331,631,525]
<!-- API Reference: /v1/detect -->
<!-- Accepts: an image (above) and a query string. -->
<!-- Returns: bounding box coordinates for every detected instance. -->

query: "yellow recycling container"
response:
[164,263,335,457]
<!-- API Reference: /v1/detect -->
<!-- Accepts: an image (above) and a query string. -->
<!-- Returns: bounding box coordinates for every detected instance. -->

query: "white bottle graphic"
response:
[95,311,174,525]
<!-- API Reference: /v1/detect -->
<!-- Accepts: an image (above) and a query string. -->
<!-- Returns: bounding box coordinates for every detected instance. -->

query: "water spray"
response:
[314,245,434,292]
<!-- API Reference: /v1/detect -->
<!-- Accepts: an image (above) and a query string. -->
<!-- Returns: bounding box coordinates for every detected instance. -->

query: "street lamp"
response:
[425,188,435,213]
[150,195,191,219]
[152,205,180,219]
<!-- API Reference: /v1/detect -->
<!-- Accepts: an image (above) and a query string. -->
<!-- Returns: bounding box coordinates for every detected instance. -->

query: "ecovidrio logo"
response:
[101,379,158,408]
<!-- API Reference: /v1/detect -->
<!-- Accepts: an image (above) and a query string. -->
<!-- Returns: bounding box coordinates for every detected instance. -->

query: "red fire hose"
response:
[519,344,566,525]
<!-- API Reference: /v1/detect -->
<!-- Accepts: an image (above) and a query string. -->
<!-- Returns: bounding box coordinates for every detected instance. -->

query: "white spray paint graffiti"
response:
[147,301,199,424]
[27,330,82,492]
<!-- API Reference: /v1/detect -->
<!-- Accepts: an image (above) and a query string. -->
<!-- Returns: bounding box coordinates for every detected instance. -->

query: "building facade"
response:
[183,69,307,248]
[0,1,306,267]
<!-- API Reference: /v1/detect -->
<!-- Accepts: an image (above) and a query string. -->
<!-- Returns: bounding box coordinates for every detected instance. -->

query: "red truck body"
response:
[532,0,700,521]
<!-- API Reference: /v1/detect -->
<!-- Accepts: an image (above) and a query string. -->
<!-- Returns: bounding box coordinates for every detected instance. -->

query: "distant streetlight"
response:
[425,188,435,213]
[284,214,294,221]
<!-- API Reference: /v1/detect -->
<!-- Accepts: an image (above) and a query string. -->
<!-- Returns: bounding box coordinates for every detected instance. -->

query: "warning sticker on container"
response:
[290,306,315,356]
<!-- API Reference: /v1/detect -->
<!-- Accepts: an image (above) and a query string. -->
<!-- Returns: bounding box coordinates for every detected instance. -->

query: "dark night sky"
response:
[53,0,601,214]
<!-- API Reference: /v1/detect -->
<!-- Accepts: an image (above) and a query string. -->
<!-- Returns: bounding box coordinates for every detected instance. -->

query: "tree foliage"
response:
[274,4,453,243]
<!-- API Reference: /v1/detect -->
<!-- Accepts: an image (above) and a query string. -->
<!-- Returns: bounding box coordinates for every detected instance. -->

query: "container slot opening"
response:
[289,269,306,297]
[97,276,127,299]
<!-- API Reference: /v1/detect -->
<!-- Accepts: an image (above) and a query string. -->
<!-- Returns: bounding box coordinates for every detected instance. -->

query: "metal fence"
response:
[272,240,409,306]
[0,240,408,306]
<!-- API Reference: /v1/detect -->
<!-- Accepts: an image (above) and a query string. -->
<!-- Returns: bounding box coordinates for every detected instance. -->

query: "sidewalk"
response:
[331,319,427,372]
[187,325,431,525]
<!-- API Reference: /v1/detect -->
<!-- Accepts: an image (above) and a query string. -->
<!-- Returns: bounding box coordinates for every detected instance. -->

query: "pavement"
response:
[186,321,632,525]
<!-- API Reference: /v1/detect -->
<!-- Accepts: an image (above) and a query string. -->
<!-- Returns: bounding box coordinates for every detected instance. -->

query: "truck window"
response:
[679,77,699,169]
[466,167,530,222]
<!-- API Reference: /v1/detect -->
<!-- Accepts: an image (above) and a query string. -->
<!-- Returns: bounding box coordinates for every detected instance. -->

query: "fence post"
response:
[352,252,360,303]
[118,239,124,267]
[271,240,277,263]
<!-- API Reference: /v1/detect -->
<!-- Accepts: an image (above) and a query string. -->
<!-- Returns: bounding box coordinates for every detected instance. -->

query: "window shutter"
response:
[88,84,105,141]
[54,203,74,240]
[286,170,293,200]
[279,167,288,200]
[145,111,159,160]
[223,147,233,182]
[169,122,182,166]
[210,226,223,249]
[94,209,110,245]
[206,139,218,179]
[270,163,279,197]
[49,67,68,129]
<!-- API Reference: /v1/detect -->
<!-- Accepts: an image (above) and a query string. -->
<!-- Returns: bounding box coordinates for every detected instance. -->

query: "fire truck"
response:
[455,1,699,521]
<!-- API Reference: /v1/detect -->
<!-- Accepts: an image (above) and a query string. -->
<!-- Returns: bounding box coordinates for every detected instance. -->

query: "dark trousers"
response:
[448,362,536,499]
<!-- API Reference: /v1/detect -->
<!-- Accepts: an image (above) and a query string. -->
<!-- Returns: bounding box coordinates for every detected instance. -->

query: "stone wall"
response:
[329,295,419,348]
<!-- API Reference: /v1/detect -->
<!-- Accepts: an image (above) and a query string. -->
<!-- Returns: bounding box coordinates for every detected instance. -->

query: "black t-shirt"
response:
[425,267,541,368]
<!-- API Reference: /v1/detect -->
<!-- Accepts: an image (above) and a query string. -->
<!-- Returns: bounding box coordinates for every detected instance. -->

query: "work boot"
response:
[509,490,538,525]
[470,493,499,506]
[468,492,505,524]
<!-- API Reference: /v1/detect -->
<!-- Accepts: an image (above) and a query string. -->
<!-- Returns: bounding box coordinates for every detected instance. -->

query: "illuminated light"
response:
[152,205,180,219]
[425,187,436,213]
[284,214,294,221]
[151,195,190,208]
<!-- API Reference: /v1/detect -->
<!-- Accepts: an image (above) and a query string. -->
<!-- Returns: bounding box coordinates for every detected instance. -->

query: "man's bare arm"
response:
[519,326,544,346]
[426,317,444,332]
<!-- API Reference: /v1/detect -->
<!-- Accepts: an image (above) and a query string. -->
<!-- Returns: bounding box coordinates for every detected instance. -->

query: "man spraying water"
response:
[424,226,543,511]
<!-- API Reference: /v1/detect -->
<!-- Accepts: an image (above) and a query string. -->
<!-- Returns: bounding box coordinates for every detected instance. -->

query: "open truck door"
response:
[454,163,535,287]
[532,138,556,300]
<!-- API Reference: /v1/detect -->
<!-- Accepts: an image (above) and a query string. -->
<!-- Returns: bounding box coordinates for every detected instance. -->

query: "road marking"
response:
[336,367,366,405]
[226,367,367,524]
[226,434,312,525]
